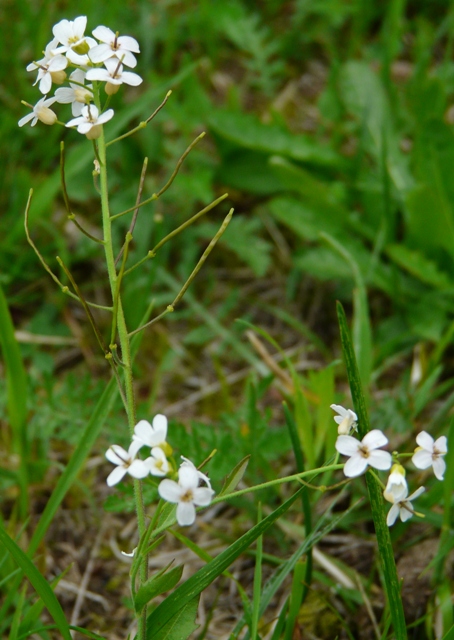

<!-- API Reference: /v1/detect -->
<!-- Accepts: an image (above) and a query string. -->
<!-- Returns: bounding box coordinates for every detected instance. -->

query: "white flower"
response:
[132,415,168,451]
[180,456,212,489]
[90,26,140,68]
[145,447,170,477]
[331,404,358,435]
[105,442,149,486]
[86,58,142,95]
[18,96,57,127]
[158,462,215,526]
[386,486,425,526]
[66,104,114,139]
[52,16,88,53]
[383,464,408,502]
[412,431,448,481]
[335,430,392,477]
[26,38,68,94]
[54,69,93,116]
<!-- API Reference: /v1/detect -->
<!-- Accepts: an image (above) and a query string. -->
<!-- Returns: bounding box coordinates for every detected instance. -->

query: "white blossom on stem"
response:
[132,415,169,452]
[86,58,142,95]
[383,463,408,502]
[331,404,358,434]
[105,442,149,486]
[180,456,212,489]
[158,462,215,526]
[26,38,68,94]
[66,104,114,139]
[412,431,448,481]
[385,486,425,526]
[145,447,170,477]
[54,69,93,116]
[335,430,392,477]
[90,26,140,68]
[18,96,57,127]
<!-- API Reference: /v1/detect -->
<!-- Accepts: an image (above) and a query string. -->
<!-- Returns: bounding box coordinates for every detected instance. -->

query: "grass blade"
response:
[336,301,407,640]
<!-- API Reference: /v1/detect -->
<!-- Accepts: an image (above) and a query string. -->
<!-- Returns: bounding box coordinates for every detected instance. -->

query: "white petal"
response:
[92,25,115,43]
[412,449,432,470]
[53,20,72,44]
[158,479,182,503]
[129,439,143,458]
[178,464,199,489]
[416,431,434,451]
[432,457,446,480]
[335,435,360,456]
[85,68,111,82]
[88,44,113,63]
[362,430,388,450]
[343,454,368,477]
[399,503,414,522]
[105,445,127,465]
[55,87,75,103]
[153,414,168,439]
[116,50,137,68]
[18,113,35,127]
[96,109,114,125]
[121,71,142,86]
[117,35,140,52]
[331,404,347,418]
[408,486,425,501]
[48,56,68,71]
[77,122,93,134]
[128,459,150,479]
[176,502,196,526]
[192,487,214,506]
[133,420,153,442]
[39,73,52,95]
[434,436,448,455]
[367,450,392,471]
[107,465,127,486]
[387,504,400,526]
[66,115,84,128]
[73,16,88,38]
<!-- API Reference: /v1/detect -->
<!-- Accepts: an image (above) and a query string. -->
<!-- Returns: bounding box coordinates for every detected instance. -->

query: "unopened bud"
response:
[105,82,120,96]
[37,107,57,125]
[85,124,102,140]
[51,70,67,85]
[72,40,90,55]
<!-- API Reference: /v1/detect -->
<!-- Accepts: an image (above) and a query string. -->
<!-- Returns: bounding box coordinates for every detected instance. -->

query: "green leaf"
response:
[336,302,407,640]
[146,486,306,637]
[219,456,250,497]
[208,110,340,166]
[135,565,184,615]
[152,596,199,640]
[0,525,71,640]
[385,244,451,289]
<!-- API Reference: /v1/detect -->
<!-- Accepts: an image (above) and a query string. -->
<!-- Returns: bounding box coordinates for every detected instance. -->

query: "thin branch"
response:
[115,158,148,267]
[24,190,112,312]
[111,232,132,346]
[110,132,206,221]
[123,193,229,277]
[60,142,104,244]
[106,90,172,148]
[128,208,234,337]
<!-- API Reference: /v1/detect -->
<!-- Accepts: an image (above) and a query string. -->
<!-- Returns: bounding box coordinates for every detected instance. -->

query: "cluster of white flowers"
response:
[105,414,215,527]
[19,16,142,138]
[331,405,448,527]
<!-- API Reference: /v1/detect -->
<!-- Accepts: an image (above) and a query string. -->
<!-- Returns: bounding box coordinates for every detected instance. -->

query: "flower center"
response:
[181,489,194,503]
[358,445,370,459]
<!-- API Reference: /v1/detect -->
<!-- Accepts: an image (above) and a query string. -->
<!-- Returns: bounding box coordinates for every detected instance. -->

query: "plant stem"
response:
[96,108,148,637]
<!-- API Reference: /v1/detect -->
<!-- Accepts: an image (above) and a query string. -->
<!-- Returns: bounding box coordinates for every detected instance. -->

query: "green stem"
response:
[95,99,148,636]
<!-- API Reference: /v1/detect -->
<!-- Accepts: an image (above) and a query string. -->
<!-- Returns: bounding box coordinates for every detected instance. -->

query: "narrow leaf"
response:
[135,565,184,615]
[219,456,250,496]
[152,596,199,640]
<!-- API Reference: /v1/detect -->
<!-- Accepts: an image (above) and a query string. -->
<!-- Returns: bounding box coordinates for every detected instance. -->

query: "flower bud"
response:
[72,40,90,55]
[50,70,67,85]
[383,463,407,503]
[37,107,57,125]
[85,124,102,140]
[105,82,120,96]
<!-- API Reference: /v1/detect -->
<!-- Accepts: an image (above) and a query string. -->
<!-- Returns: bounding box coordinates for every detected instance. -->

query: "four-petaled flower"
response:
[26,38,68,94]
[145,447,170,477]
[159,462,215,526]
[412,431,448,481]
[132,414,169,452]
[385,486,425,526]
[18,96,58,127]
[66,104,114,138]
[331,404,358,435]
[90,26,140,68]
[335,430,392,477]
[86,58,142,95]
[105,442,149,487]
[54,69,93,116]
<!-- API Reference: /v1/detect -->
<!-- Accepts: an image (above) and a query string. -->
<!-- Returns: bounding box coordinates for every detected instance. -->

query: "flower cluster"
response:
[105,414,214,527]
[332,405,448,527]
[19,16,142,138]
